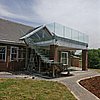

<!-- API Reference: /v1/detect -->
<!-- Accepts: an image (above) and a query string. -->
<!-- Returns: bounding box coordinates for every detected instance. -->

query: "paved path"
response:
[0,72,34,79]
[51,68,100,100]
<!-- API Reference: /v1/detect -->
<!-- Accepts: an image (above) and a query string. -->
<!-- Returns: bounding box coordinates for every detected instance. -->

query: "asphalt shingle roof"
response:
[0,18,33,44]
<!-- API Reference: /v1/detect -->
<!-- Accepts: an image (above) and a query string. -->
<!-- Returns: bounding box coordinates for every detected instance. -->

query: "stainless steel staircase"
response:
[25,38,69,77]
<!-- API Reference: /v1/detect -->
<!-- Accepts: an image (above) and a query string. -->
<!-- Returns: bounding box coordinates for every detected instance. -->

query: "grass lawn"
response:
[90,68,100,73]
[0,79,76,100]
[94,69,100,73]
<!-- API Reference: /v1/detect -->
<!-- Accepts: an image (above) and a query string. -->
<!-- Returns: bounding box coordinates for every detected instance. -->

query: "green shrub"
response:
[88,49,100,69]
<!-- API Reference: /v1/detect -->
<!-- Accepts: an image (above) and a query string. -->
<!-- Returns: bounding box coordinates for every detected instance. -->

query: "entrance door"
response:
[61,52,68,65]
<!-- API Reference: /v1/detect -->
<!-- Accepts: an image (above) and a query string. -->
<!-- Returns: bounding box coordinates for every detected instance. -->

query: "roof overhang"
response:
[20,25,54,40]
[55,36,88,50]
[0,39,26,46]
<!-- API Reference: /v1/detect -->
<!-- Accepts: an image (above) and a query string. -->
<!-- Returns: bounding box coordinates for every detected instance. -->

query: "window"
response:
[61,52,68,65]
[0,46,6,61]
[10,47,18,61]
[18,47,25,60]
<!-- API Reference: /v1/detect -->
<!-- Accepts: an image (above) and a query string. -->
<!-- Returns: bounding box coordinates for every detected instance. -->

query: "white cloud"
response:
[0,4,12,17]
[33,0,100,48]
[0,3,42,23]
[33,0,72,22]
[0,0,100,48]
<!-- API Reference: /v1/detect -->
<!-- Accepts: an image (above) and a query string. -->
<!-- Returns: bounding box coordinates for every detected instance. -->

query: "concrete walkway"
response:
[51,67,100,100]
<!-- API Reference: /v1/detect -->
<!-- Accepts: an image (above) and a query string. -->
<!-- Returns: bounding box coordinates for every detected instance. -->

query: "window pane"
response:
[18,48,24,58]
[0,47,6,61]
[12,48,17,53]
[3,54,5,60]
[0,54,2,60]
[0,47,5,53]
[62,59,65,64]
[12,48,14,53]
[62,59,67,64]
[62,53,65,58]
[65,53,68,58]
[11,54,17,60]
[61,52,68,64]
[65,59,67,64]
[11,47,18,61]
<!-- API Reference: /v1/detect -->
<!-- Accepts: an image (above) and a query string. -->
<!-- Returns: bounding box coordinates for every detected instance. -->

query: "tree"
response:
[88,49,100,69]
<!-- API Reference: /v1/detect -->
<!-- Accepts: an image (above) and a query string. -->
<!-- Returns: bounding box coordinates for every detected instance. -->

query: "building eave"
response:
[20,25,51,40]
[0,39,26,46]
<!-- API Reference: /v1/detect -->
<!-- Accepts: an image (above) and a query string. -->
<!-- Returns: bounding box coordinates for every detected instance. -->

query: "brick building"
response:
[0,18,33,71]
[0,19,88,77]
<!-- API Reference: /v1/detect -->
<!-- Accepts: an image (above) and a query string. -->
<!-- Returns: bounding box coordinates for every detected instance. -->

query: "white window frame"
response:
[10,46,18,61]
[0,46,7,62]
[18,47,25,60]
[61,52,68,65]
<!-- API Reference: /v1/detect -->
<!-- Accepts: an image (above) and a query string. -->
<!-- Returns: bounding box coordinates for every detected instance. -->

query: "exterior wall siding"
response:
[0,44,26,71]
[0,61,7,71]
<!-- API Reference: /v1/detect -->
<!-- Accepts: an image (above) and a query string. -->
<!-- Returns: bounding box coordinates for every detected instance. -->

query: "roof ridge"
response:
[0,18,33,28]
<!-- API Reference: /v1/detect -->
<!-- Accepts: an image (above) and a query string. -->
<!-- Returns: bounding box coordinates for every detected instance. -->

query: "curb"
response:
[77,75,100,100]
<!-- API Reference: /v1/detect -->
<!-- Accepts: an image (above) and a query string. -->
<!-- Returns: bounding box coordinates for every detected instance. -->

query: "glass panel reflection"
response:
[46,22,88,43]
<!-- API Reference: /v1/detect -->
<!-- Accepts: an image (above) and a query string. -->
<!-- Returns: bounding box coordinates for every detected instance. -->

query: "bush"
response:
[88,49,100,69]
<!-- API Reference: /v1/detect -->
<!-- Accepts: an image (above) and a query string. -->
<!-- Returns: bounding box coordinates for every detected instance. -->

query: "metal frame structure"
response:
[20,23,88,77]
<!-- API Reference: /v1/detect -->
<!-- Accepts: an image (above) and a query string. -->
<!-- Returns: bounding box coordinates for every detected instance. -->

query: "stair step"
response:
[27,40,65,72]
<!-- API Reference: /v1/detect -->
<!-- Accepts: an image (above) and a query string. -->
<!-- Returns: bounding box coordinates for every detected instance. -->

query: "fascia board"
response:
[20,25,46,40]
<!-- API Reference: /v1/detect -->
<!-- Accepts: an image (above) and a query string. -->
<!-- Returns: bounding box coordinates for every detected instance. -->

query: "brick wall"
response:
[0,44,26,71]
[71,57,80,67]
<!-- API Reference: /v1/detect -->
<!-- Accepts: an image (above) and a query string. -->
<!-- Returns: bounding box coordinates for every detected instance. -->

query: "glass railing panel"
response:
[83,34,86,43]
[55,23,63,37]
[83,34,88,43]
[65,27,72,39]
[46,23,88,43]
[79,32,84,42]
[86,35,88,43]
[71,29,79,41]
[46,23,54,33]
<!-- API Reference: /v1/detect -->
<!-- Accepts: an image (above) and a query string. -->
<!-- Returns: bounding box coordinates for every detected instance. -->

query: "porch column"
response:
[82,50,88,71]
[50,45,58,62]
[50,45,58,77]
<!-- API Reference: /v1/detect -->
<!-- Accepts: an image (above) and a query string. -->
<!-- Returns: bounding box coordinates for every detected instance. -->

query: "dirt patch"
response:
[79,76,100,99]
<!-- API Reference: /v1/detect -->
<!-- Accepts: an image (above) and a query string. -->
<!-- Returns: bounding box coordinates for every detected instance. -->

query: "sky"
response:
[0,0,99,49]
